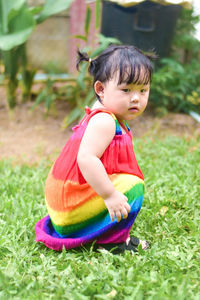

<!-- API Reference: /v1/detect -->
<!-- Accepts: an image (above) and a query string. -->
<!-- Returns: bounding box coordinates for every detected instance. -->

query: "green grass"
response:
[0,136,200,300]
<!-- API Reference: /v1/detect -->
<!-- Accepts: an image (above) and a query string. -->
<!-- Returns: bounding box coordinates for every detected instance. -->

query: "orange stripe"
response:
[46,174,144,225]
[45,172,119,212]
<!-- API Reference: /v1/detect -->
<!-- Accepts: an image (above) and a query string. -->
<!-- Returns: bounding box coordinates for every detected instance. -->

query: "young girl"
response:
[35,44,154,253]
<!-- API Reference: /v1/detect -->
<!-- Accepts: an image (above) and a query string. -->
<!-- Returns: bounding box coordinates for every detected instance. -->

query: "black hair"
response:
[76,44,156,100]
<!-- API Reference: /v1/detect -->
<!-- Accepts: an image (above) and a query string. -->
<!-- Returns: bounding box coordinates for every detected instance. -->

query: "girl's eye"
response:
[122,89,130,93]
[141,89,147,93]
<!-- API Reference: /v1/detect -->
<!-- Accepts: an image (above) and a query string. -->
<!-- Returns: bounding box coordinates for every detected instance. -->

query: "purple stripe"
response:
[35,206,141,251]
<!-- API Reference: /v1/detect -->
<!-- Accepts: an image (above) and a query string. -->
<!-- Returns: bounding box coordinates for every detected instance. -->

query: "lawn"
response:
[0,135,199,300]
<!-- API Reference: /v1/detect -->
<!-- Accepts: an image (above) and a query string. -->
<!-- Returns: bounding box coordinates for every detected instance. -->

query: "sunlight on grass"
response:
[0,136,199,299]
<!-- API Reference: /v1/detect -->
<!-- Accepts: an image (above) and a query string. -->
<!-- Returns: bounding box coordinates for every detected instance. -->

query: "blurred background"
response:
[0,0,200,162]
[1,3,199,298]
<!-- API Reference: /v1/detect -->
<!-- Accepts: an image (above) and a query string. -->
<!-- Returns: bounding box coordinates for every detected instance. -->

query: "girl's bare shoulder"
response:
[79,112,116,158]
[88,111,116,137]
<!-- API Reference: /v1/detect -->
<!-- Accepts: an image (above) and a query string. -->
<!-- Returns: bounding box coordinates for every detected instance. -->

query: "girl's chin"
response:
[116,110,142,121]
[127,111,142,120]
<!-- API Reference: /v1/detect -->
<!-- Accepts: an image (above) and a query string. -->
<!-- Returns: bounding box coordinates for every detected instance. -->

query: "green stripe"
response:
[52,210,107,236]
[115,119,122,134]
[52,182,144,236]
[125,182,145,204]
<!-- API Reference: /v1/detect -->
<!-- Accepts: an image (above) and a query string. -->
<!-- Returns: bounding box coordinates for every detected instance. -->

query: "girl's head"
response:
[77,44,155,120]
[77,44,154,91]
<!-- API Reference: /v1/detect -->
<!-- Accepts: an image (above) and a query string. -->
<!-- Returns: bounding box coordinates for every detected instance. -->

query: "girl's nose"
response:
[130,92,139,102]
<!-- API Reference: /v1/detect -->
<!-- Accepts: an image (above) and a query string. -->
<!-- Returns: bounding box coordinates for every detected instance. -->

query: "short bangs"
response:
[91,46,153,87]
[108,49,152,86]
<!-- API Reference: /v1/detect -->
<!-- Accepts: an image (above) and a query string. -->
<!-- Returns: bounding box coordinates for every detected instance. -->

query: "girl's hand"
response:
[104,190,131,222]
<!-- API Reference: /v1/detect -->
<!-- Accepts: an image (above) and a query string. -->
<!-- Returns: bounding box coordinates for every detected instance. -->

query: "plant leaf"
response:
[84,5,91,40]
[77,63,88,90]
[83,88,95,106]
[74,35,88,42]
[28,6,43,17]
[95,0,101,29]
[31,89,47,110]
[0,0,26,33]
[45,94,57,111]
[0,5,35,50]
[37,0,74,24]
[62,107,82,128]
[91,34,121,58]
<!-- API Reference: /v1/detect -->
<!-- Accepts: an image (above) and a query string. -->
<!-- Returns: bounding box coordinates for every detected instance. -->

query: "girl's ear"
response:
[94,81,104,99]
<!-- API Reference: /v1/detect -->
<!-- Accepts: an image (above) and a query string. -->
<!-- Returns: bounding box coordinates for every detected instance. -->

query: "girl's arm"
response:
[77,113,130,222]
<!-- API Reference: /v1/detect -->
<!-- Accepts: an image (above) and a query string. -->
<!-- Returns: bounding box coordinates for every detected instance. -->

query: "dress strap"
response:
[79,106,115,126]
[115,119,123,135]
[125,121,130,131]
[78,106,130,136]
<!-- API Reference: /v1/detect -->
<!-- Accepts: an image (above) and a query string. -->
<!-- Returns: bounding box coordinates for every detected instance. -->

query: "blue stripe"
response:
[57,195,143,238]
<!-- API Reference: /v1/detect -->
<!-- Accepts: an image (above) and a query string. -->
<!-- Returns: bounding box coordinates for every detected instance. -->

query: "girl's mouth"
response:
[129,107,139,112]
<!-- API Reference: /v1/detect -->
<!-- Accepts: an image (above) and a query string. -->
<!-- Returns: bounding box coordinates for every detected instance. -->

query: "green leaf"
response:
[83,88,95,106]
[28,6,43,17]
[90,34,121,58]
[0,0,26,33]
[2,47,20,76]
[37,0,74,24]
[74,35,88,42]
[91,45,107,58]
[95,0,101,29]
[45,94,57,111]
[77,63,88,90]
[62,107,82,128]
[84,5,91,40]
[0,28,33,51]
[0,5,35,50]
[31,89,47,110]
[98,33,121,46]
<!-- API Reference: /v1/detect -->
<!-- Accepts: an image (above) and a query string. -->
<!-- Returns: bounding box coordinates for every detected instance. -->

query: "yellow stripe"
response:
[47,174,144,226]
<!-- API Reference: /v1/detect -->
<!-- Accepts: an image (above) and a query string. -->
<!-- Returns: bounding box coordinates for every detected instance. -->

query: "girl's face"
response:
[94,73,150,121]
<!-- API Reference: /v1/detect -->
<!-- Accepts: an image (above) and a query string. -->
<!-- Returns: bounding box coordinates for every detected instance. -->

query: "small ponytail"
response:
[76,50,90,71]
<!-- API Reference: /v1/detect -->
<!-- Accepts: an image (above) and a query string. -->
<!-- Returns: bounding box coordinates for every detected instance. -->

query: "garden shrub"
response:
[150,7,200,114]
[150,58,200,114]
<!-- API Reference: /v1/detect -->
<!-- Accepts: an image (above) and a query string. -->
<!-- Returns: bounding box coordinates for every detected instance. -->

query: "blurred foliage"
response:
[150,7,200,114]
[32,78,57,113]
[0,0,74,108]
[33,3,200,124]
[62,0,121,127]
[150,58,200,114]
[62,35,121,128]
[33,1,121,127]
[172,7,200,63]
[63,5,200,120]
[43,61,65,75]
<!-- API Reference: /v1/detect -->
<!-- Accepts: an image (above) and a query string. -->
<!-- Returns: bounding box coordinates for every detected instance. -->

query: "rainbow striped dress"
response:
[35,107,144,251]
